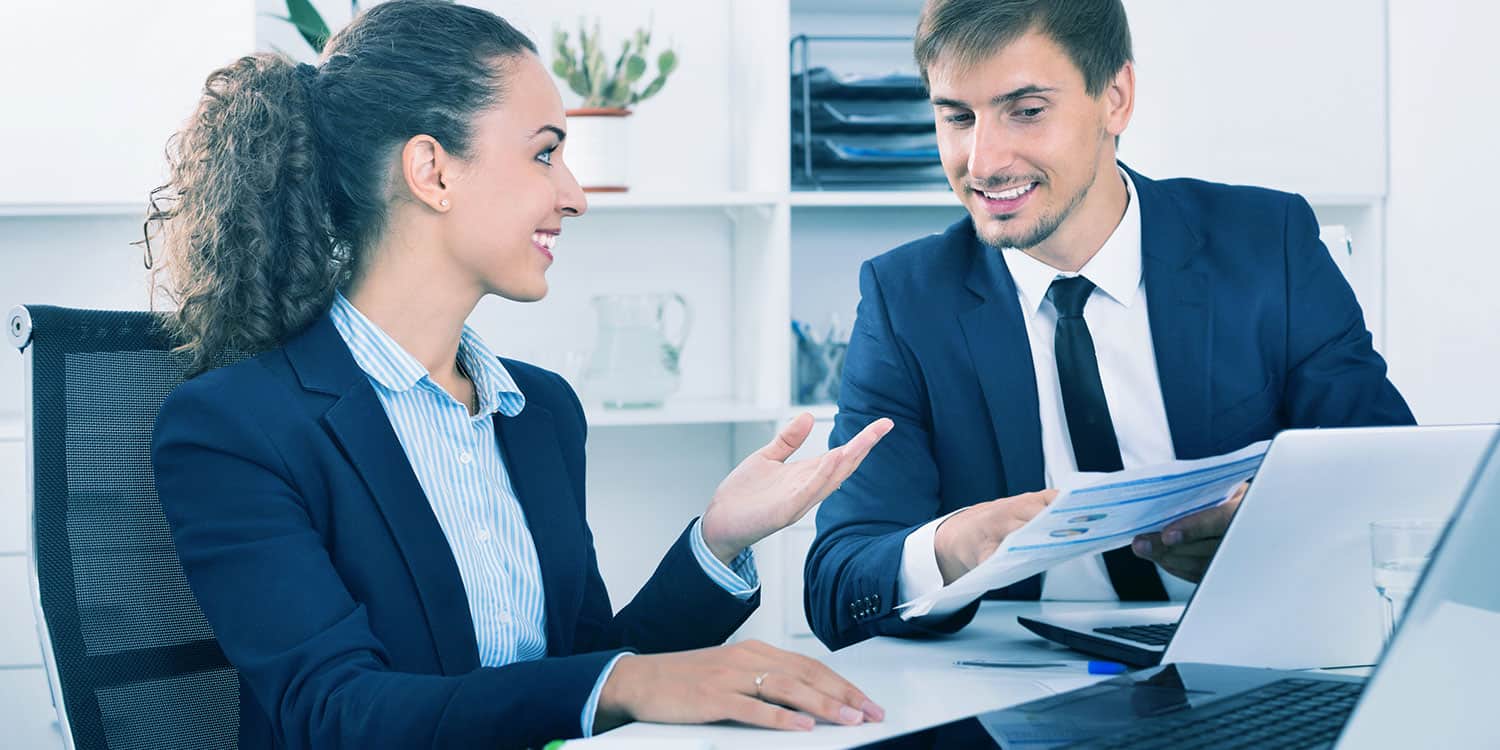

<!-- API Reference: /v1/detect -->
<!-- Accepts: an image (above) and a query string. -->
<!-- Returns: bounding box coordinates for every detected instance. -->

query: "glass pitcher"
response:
[583,293,692,409]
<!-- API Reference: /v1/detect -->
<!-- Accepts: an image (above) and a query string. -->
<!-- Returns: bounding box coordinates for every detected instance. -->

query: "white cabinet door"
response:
[0,1,255,207]
[0,555,44,667]
[0,438,23,555]
[1120,0,1385,197]
[0,668,63,749]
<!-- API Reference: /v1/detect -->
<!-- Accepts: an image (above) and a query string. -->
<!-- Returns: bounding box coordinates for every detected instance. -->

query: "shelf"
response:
[796,403,839,421]
[1303,194,1385,208]
[584,399,785,427]
[789,191,960,208]
[791,0,923,14]
[584,192,781,210]
[0,203,143,218]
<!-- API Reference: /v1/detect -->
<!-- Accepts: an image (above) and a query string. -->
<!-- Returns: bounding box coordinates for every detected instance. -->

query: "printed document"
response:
[899,441,1270,617]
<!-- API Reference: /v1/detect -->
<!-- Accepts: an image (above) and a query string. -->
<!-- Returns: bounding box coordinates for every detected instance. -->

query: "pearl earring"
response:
[439,199,449,208]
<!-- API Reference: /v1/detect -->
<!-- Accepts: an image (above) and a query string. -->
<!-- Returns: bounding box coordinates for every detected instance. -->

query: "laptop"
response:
[858,429,1500,749]
[1017,424,1496,668]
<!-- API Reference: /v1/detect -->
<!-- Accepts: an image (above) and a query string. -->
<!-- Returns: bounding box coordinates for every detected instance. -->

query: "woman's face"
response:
[441,52,587,302]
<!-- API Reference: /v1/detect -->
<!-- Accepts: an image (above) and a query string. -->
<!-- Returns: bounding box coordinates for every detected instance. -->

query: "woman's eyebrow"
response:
[530,124,566,141]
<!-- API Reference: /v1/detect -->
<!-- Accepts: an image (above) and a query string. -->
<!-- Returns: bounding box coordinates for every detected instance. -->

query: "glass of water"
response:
[1369,519,1443,645]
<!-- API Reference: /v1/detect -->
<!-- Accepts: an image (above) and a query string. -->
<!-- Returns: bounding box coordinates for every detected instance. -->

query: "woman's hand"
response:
[594,640,884,733]
[700,414,894,563]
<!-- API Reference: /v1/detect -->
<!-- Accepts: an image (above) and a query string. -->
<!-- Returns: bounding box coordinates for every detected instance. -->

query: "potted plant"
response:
[551,20,678,192]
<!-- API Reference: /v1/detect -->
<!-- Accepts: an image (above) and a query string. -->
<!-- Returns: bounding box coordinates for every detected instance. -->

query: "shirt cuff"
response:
[581,652,632,737]
[898,509,974,621]
[689,516,760,600]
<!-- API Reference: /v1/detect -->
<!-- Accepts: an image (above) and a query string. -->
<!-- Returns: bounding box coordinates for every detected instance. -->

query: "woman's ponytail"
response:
[142,0,539,374]
[145,54,344,374]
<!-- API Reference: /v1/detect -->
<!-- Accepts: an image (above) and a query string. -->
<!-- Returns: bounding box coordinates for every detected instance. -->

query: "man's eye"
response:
[944,113,974,126]
[1016,107,1045,120]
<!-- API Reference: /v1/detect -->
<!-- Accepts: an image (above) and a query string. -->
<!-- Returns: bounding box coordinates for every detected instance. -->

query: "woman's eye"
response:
[536,146,556,166]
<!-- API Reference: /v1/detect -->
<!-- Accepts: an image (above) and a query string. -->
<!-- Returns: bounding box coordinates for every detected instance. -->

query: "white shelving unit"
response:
[0,6,1397,726]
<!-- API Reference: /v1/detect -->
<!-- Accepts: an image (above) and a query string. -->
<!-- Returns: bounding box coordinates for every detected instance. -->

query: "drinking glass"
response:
[1369,519,1443,645]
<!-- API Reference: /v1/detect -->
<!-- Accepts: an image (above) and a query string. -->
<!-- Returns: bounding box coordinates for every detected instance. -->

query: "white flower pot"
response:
[564,108,631,192]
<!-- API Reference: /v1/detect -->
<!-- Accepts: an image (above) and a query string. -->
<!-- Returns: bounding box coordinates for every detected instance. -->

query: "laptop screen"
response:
[1335,432,1500,748]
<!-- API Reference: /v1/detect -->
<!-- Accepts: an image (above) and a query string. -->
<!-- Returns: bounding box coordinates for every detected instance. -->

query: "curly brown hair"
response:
[142,0,537,374]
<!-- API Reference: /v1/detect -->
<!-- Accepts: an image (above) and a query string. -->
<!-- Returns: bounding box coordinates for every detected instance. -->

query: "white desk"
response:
[574,601,1164,749]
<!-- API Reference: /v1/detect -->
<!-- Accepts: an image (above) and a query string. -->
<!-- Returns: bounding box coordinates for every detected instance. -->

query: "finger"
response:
[1134,536,1218,560]
[1228,481,1250,504]
[1160,502,1237,545]
[1151,554,1209,583]
[759,413,815,463]
[1131,533,1164,559]
[990,489,1056,521]
[842,417,894,457]
[779,652,882,720]
[722,694,815,731]
[756,672,865,726]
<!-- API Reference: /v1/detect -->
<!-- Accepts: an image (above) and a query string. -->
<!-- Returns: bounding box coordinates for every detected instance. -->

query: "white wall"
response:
[1385,1,1500,424]
[0,217,153,418]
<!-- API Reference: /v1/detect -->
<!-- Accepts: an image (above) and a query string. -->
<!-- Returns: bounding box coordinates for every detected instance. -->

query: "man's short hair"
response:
[915,0,1133,97]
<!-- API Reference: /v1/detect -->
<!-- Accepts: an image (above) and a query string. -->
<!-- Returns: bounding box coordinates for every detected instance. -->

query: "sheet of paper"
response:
[899,441,1270,617]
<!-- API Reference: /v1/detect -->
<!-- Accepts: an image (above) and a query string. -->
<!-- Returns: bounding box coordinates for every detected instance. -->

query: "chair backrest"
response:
[8,305,240,750]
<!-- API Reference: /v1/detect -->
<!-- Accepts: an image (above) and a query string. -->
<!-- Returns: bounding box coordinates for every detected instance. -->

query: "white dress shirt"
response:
[900,170,1196,620]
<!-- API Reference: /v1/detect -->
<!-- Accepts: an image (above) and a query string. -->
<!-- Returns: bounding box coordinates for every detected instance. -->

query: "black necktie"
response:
[1049,276,1168,601]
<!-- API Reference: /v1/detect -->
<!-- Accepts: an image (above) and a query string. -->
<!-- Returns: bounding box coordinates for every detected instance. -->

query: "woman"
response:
[146,2,893,748]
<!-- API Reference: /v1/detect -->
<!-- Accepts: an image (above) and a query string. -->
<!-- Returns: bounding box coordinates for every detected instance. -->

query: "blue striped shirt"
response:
[329,294,757,736]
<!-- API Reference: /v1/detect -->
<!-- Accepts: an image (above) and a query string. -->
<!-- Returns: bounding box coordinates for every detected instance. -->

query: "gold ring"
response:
[754,671,770,697]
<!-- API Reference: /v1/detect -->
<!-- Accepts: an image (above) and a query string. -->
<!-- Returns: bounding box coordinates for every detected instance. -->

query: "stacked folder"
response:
[790,66,949,189]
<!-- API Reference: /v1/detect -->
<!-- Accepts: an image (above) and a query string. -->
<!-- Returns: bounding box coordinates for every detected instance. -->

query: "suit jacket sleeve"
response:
[153,381,620,750]
[544,369,759,655]
[803,260,982,651]
[1281,194,1415,428]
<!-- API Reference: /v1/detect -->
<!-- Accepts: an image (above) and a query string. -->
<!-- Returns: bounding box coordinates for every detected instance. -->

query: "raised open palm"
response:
[700,413,893,563]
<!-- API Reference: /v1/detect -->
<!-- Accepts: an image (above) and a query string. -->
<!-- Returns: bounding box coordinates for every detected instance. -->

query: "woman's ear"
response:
[401,134,452,212]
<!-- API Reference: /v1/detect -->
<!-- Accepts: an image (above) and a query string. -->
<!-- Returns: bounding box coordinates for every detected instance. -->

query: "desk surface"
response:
[574,601,1165,750]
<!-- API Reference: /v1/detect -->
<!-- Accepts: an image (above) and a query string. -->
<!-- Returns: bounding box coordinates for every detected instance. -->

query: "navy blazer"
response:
[152,313,758,749]
[804,166,1414,650]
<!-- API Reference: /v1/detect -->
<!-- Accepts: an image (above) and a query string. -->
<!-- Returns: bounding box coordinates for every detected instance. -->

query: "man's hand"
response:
[933,490,1058,585]
[595,640,884,734]
[1132,481,1249,582]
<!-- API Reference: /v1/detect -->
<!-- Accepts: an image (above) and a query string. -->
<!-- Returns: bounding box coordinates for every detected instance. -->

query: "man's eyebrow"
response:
[931,85,1058,108]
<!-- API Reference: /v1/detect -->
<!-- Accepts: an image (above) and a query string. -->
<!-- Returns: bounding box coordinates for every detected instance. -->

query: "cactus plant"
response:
[552,19,679,110]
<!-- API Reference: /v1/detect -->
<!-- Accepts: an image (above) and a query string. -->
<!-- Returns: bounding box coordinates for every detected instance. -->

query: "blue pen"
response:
[953,659,1128,675]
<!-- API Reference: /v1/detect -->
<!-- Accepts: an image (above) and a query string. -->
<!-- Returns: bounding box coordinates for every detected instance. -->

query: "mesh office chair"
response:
[8,305,239,750]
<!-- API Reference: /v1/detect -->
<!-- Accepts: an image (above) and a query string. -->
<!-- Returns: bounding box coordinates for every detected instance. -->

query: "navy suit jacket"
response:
[804,166,1414,650]
[152,313,758,749]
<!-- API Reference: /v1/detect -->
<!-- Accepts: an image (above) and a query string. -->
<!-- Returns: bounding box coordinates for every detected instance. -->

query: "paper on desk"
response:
[899,441,1270,618]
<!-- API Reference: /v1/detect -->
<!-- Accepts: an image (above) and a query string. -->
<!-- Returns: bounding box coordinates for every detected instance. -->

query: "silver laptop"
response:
[859,428,1500,749]
[1018,424,1496,669]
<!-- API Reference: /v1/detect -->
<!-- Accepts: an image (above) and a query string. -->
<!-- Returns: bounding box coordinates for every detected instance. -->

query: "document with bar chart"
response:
[899,441,1270,618]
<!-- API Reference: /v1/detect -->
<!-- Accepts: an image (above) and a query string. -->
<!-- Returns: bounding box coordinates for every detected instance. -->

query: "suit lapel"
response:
[493,402,583,656]
[287,315,480,675]
[1130,166,1214,460]
[956,227,1047,494]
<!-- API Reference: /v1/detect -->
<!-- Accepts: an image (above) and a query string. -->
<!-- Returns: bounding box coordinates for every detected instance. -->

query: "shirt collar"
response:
[328,292,525,417]
[1000,168,1143,317]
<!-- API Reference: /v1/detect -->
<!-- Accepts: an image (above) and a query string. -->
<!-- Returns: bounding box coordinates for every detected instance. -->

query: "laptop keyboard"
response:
[1070,678,1363,749]
[1094,623,1177,646]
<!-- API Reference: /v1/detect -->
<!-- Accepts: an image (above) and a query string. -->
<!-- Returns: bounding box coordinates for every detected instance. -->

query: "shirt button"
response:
[497,611,513,624]
[476,528,491,542]
[458,451,473,464]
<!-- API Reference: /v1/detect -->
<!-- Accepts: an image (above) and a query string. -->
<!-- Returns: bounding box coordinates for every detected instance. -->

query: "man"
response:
[803,0,1414,650]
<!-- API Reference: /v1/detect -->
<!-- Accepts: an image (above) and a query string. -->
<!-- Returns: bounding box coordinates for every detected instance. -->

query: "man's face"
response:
[928,30,1132,252]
